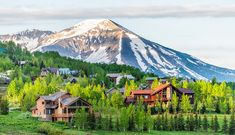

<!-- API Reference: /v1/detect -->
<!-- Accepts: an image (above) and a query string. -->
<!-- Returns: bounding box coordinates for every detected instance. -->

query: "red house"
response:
[125,83,194,106]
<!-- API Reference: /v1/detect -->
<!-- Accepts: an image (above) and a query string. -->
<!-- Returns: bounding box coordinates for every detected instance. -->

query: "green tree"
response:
[120,108,129,132]
[181,94,191,113]
[111,91,123,108]
[74,108,87,130]
[222,115,228,133]
[0,96,9,115]
[146,108,154,132]
[151,79,159,89]
[172,92,178,113]
[229,113,235,134]
[213,115,220,132]
[202,115,209,131]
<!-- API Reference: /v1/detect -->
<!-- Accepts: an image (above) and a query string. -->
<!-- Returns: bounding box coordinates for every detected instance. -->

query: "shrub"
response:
[37,122,63,135]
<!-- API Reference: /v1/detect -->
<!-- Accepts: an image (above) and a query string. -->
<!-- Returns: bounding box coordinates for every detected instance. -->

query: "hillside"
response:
[1,19,235,81]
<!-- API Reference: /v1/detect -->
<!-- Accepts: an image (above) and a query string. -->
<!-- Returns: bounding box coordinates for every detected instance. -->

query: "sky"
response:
[0,0,235,69]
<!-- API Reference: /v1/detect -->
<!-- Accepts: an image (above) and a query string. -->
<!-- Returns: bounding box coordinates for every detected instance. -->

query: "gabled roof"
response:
[61,97,79,106]
[131,90,153,95]
[146,77,158,81]
[40,91,69,101]
[152,83,172,95]
[178,88,194,94]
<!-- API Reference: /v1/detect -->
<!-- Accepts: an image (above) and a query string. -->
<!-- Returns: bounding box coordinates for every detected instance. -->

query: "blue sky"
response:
[1,0,235,69]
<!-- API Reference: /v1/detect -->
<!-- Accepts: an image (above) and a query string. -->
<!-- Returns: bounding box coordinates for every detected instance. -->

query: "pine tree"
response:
[168,115,174,131]
[194,113,199,131]
[211,116,214,131]
[0,96,9,115]
[181,94,191,113]
[88,111,96,129]
[146,108,154,133]
[214,115,220,132]
[120,108,129,132]
[189,114,195,131]
[178,113,185,131]
[155,114,161,130]
[202,115,209,131]
[172,92,178,113]
[229,112,235,135]
[222,115,228,133]
[198,115,202,131]
[185,115,190,131]
[116,116,120,131]
[108,115,113,131]
[96,113,102,130]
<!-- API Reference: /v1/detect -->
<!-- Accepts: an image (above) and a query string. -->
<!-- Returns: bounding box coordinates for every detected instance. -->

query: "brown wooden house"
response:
[31,91,91,122]
[125,83,194,107]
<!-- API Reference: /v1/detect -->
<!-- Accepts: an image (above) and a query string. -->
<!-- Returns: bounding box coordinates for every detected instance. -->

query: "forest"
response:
[0,41,235,134]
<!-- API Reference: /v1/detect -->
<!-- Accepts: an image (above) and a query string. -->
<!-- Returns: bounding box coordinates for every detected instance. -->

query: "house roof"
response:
[146,77,158,81]
[178,88,194,94]
[106,73,121,78]
[152,83,171,95]
[40,91,69,101]
[61,97,79,106]
[131,90,153,95]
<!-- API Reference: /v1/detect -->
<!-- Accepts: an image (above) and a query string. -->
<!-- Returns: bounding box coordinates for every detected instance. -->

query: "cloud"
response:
[1,4,235,23]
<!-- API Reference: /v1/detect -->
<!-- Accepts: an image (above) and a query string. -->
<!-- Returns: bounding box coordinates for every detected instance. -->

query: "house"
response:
[107,73,135,85]
[145,77,158,85]
[125,83,194,107]
[31,91,91,122]
[40,67,59,76]
[59,68,71,75]
[106,87,125,95]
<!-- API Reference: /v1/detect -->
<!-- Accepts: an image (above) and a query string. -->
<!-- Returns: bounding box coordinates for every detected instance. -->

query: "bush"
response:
[37,122,63,135]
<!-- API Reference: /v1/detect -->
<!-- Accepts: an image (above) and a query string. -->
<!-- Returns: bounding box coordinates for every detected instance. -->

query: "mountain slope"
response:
[1,19,235,81]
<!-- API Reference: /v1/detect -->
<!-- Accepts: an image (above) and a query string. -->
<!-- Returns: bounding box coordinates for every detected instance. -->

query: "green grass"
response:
[0,111,228,135]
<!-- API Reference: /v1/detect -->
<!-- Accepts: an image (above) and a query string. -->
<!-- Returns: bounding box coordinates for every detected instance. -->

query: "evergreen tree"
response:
[198,115,202,131]
[108,115,113,131]
[116,116,120,131]
[211,115,214,131]
[229,113,235,135]
[178,113,185,131]
[185,115,190,131]
[120,108,129,132]
[74,108,87,130]
[88,111,96,130]
[181,94,191,113]
[214,115,220,132]
[194,113,199,131]
[155,115,161,130]
[172,92,178,113]
[222,115,228,133]
[96,113,102,130]
[168,115,174,131]
[202,115,209,131]
[189,114,194,131]
[0,96,9,115]
[145,108,154,132]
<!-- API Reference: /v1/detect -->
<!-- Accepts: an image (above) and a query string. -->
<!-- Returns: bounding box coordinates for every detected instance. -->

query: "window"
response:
[163,90,167,98]
[143,95,149,99]
[63,109,67,114]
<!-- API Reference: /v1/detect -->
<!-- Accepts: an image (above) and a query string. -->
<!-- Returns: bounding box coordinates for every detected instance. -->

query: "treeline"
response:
[73,105,235,134]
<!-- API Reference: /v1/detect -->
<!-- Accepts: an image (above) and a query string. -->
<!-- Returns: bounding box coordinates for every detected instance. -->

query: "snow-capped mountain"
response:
[1,19,235,81]
[0,29,54,51]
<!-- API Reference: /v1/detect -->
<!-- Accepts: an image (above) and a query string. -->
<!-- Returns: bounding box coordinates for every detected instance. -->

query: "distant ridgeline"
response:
[0,41,154,85]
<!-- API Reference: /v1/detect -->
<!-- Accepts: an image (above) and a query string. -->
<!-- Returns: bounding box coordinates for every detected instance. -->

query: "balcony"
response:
[52,113,74,118]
